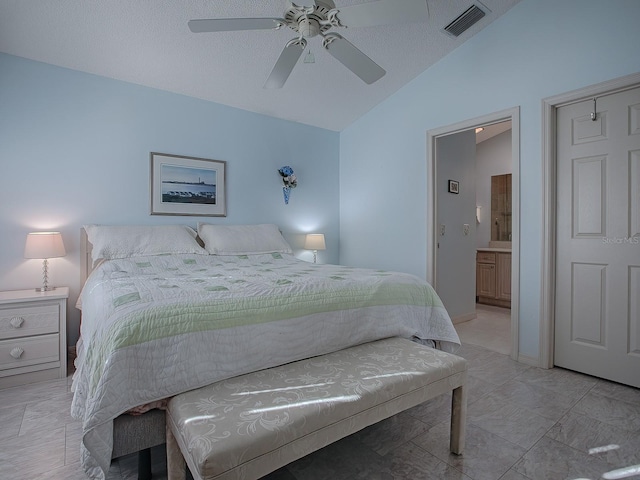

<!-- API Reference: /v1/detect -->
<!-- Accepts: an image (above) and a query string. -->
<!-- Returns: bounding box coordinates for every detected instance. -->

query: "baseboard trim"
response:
[517,353,541,367]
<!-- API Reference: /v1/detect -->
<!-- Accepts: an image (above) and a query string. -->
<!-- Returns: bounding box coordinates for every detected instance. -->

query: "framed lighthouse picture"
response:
[150,152,227,217]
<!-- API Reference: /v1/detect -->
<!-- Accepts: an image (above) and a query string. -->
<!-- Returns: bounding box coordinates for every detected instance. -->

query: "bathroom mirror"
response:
[491,173,512,242]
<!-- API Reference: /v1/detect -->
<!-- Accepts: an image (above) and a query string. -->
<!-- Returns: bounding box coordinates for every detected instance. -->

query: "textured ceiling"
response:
[0,0,520,131]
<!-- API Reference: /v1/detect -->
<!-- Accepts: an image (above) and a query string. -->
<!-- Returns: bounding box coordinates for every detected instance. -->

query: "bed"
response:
[71,224,460,480]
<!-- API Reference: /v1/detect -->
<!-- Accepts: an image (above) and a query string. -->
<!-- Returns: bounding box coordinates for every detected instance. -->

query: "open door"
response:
[554,86,640,388]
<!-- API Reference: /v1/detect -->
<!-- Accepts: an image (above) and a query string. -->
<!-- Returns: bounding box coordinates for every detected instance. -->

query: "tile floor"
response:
[1,344,639,480]
[455,304,511,355]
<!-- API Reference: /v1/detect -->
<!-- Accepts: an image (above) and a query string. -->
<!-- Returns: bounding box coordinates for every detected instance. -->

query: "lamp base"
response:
[35,286,56,292]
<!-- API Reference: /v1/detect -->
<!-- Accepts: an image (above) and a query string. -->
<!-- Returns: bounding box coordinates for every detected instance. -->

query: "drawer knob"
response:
[10,347,24,359]
[10,316,24,328]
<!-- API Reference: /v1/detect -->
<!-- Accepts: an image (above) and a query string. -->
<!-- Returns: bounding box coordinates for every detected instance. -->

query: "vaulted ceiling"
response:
[0,0,521,131]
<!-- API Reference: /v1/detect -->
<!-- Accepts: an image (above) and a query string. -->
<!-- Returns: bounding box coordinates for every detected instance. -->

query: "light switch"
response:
[440,224,446,236]
[463,224,470,236]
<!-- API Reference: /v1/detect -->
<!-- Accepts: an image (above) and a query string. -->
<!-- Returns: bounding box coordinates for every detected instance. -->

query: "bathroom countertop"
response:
[477,247,512,253]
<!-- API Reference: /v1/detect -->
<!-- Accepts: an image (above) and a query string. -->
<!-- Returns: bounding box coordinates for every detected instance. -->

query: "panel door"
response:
[555,86,640,388]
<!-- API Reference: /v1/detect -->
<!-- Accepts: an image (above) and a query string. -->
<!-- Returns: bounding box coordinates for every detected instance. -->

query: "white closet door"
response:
[555,86,640,388]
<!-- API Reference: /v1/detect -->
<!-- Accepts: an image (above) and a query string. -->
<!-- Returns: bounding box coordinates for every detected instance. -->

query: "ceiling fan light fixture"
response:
[298,17,321,37]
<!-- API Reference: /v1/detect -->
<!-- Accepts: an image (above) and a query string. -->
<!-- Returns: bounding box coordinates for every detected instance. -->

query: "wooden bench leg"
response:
[449,384,467,455]
[166,422,187,480]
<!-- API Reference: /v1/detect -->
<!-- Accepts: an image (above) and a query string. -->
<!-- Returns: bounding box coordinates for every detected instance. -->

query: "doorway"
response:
[427,107,520,361]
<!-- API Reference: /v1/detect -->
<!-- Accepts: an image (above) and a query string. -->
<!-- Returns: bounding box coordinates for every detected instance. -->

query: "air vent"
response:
[444,5,486,37]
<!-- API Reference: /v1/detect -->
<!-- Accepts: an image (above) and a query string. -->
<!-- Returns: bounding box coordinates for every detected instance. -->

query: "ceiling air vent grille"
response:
[444,5,486,37]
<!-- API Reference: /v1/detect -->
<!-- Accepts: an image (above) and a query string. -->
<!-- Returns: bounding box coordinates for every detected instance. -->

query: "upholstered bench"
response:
[165,337,468,480]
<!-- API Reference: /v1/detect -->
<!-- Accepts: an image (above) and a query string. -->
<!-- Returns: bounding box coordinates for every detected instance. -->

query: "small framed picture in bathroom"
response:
[448,180,459,194]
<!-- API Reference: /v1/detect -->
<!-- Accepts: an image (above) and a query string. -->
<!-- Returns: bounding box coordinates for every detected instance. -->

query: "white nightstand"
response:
[0,287,68,389]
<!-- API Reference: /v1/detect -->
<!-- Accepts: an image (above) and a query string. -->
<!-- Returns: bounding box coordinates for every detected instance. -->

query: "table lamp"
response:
[24,231,66,292]
[304,233,326,264]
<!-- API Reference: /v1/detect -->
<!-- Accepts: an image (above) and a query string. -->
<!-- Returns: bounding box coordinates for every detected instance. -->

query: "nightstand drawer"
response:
[477,251,496,263]
[0,304,59,340]
[0,334,60,371]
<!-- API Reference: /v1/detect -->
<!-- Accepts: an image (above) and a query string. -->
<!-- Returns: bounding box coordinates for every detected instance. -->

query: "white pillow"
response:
[85,225,206,263]
[198,223,293,255]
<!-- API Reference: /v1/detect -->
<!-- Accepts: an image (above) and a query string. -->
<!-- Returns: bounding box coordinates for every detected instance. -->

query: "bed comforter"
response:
[71,253,459,479]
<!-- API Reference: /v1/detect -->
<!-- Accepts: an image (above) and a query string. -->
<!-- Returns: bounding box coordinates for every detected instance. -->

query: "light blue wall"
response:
[339,0,640,360]
[0,53,339,346]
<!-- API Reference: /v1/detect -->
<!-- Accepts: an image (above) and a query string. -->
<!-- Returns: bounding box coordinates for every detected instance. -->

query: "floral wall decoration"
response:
[278,165,297,204]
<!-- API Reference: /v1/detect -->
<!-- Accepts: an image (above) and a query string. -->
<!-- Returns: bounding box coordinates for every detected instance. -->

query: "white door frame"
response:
[427,106,520,361]
[540,72,640,368]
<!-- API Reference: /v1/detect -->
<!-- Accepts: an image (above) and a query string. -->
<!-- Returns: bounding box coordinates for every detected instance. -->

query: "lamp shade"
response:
[24,232,66,259]
[304,233,326,251]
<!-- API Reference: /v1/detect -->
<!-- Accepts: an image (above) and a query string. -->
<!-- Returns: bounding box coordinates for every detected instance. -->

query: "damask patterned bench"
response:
[166,337,468,480]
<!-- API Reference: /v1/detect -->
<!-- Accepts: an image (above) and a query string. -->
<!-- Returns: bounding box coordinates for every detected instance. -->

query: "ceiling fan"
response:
[188,0,429,89]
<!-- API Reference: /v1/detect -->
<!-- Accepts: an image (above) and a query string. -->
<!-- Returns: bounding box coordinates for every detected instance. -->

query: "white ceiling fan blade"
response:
[323,34,385,84]
[188,18,285,33]
[336,0,428,28]
[264,39,306,89]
